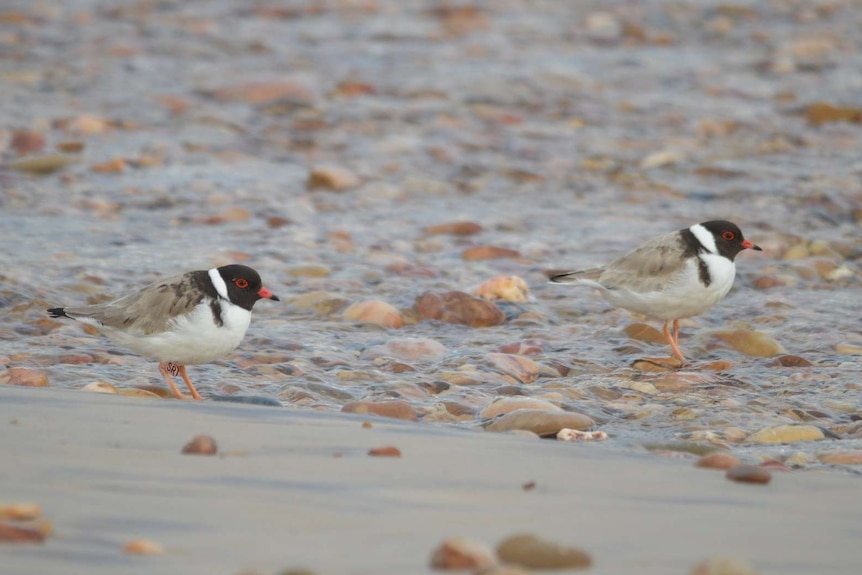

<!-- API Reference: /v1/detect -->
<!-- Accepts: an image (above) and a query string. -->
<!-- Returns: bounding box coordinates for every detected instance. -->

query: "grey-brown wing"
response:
[596,231,689,292]
[61,273,206,335]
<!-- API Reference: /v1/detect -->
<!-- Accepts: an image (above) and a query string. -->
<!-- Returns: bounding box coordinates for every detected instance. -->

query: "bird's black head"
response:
[698,220,762,261]
[216,264,280,311]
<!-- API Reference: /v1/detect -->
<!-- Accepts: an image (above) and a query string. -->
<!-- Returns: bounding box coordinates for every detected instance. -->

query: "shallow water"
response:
[1,0,861,470]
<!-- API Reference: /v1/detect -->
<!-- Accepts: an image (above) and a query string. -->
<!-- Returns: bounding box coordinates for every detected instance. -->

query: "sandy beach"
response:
[3,385,861,575]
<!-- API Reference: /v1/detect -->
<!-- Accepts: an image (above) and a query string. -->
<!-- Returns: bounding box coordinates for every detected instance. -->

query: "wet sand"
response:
[3,385,861,575]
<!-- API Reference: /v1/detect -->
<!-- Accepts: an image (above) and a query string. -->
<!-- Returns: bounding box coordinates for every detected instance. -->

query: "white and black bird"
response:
[48,264,279,399]
[550,221,762,363]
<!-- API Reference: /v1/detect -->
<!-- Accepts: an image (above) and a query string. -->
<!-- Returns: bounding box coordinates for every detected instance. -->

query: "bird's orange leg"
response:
[663,320,686,364]
[176,365,203,400]
[158,362,187,399]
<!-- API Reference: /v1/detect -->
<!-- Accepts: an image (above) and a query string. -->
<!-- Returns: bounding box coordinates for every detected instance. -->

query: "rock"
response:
[585,11,622,44]
[0,503,41,521]
[640,148,682,169]
[117,388,161,399]
[429,537,496,570]
[461,246,521,261]
[775,355,812,367]
[122,539,164,555]
[82,381,118,394]
[10,129,45,155]
[473,276,529,303]
[285,291,349,316]
[556,429,608,442]
[496,533,592,569]
[695,452,741,470]
[368,446,401,457]
[690,557,760,575]
[624,323,666,344]
[0,523,45,543]
[713,330,784,357]
[201,206,251,225]
[632,357,683,372]
[0,367,49,387]
[362,337,447,362]
[805,102,861,126]
[836,343,862,355]
[817,451,862,465]
[424,221,483,236]
[206,80,316,106]
[745,424,825,444]
[307,165,361,191]
[483,353,552,384]
[342,400,419,421]
[496,339,548,355]
[485,409,594,436]
[480,397,561,418]
[343,300,404,329]
[91,157,126,173]
[752,275,785,289]
[725,465,772,485]
[7,154,76,175]
[181,435,218,455]
[416,291,505,327]
[62,114,111,135]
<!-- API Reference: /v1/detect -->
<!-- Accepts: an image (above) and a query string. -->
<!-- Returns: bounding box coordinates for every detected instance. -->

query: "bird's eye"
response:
[722,231,735,241]
[234,278,249,288]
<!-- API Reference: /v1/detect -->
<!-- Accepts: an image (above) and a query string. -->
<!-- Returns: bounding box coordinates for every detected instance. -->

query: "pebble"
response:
[689,557,760,575]
[835,343,862,355]
[695,452,741,470]
[461,246,521,261]
[485,409,594,436]
[207,80,316,105]
[91,157,126,173]
[585,11,623,45]
[713,330,785,357]
[480,397,561,418]
[82,381,118,394]
[0,503,41,521]
[0,523,45,543]
[496,533,592,569]
[10,129,45,155]
[0,367,49,387]
[181,435,218,455]
[342,400,419,421]
[362,337,447,362]
[483,353,548,384]
[725,465,772,485]
[473,276,530,303]
[429,537,496,570]
[640,148,682,169]
[368,446,401,457]
[624,323,666,344]
[745,424,825,444]
[307,165,361,191]
[8,154,76,175]
[415,291,505,327]
[424,221,482,236]
[286,264,331,278]
[62,114,110,135]
[117,388,161,399]
[285,291,349,316]
[817,451,862,465]
[342,300,404,329]
[775,355,812,367]
[123,538,165,555]
[556,429,608,442]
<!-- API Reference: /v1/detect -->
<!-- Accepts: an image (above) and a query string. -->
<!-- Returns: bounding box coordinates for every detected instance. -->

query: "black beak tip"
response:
[752,244,763,251]
[269,294,280,302]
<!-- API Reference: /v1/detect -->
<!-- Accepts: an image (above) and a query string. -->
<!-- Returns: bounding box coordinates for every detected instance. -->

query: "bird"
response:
[549,220,762,364]
[47,264,279,400]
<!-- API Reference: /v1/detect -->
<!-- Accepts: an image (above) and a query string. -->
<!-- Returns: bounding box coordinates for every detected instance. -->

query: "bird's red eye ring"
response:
[234,278,249,289]
[722,231,735,241]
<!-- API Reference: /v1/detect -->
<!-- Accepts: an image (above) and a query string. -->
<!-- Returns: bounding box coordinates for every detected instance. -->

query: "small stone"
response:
[307,165,361,191]
[522,481,536,491]
[725,465,772,485]
[0,503,41,521]
[123,539,164,555]
[424,221,483,236]
[82,381,118,394]
[690,557,760,575]
[695,452,741,470]
[117,388,161,399]
[342,401,418,421]
[745,424,825,444]
[775,355,812,367]
[480,397,562,418]
[586,11,622,44]
[496,533,592,569]
[473,276,529,303]
[56,141,85,153]
[624,323,666,344]
[343,300,404,329]
[752,275,785,290]
[206,80,316,106]
[0,523,45,543]
[835,343,862,355]
[713,330,784,357]
[461,246,521,261]
[805,102,861,126]
[483,353,549,384]
[362,337,447,362]
[181,435,218,455]
[285,291,349,316]
[63,114,111,135]
[429,537,496,570]
[10,129,45,155]
[91,157,126,173]
[556,429,608,442]
[0,367,49,387]
[640,148,682,169]
[416,291,505,327]
[632,357,683,372]
[817,451,862,465]
[368,446,401,457]
[485,409,594,436]
[202,207,252,224]
[8,154,76,175]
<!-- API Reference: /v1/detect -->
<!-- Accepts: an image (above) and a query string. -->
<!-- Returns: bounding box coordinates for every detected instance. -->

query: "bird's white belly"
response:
[604,255,736,321]
[106,302,251,365]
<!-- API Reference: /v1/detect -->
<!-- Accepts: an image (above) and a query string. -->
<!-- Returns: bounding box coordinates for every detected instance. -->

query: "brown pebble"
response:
[462,245,521,261]
[725,464,772,485]
[752,275,785,289]
[713,330,784,357]
[181,435,218,455]
[695,452,741,470]
[689,556,760,575]
[10,129,45,156]
[415,291,505,327]
[342,400,418,422]
[631,357,682,372]
[473,276,530,303]
[0,367,49,387]
[307,164,361,191]
[775,355,812,367]
[496,533,592,569]
[368,446,401,457]
[342,300,404,329]
[122,539,165,555]
[424,221,483,236]
[624,323,666,344]
[522,481,536,491]
[817,451,862,465]
[0,523,45,543]
[429,537,496,570]
[485,409,594,436]
[0,503,42,521]
[91,157,126,173]
[361,421,373,429]
[806,102,862,126]
[56,141,85,153]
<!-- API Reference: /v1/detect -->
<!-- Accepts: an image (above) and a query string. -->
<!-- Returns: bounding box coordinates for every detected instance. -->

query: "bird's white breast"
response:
[105,300,252,365]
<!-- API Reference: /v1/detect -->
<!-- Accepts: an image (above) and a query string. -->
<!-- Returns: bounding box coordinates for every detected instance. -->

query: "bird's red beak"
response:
[741,240,762,251]
[258,287,280,301]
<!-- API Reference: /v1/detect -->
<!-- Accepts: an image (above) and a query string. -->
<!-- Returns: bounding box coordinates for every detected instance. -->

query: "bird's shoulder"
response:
[598,230,692,291]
